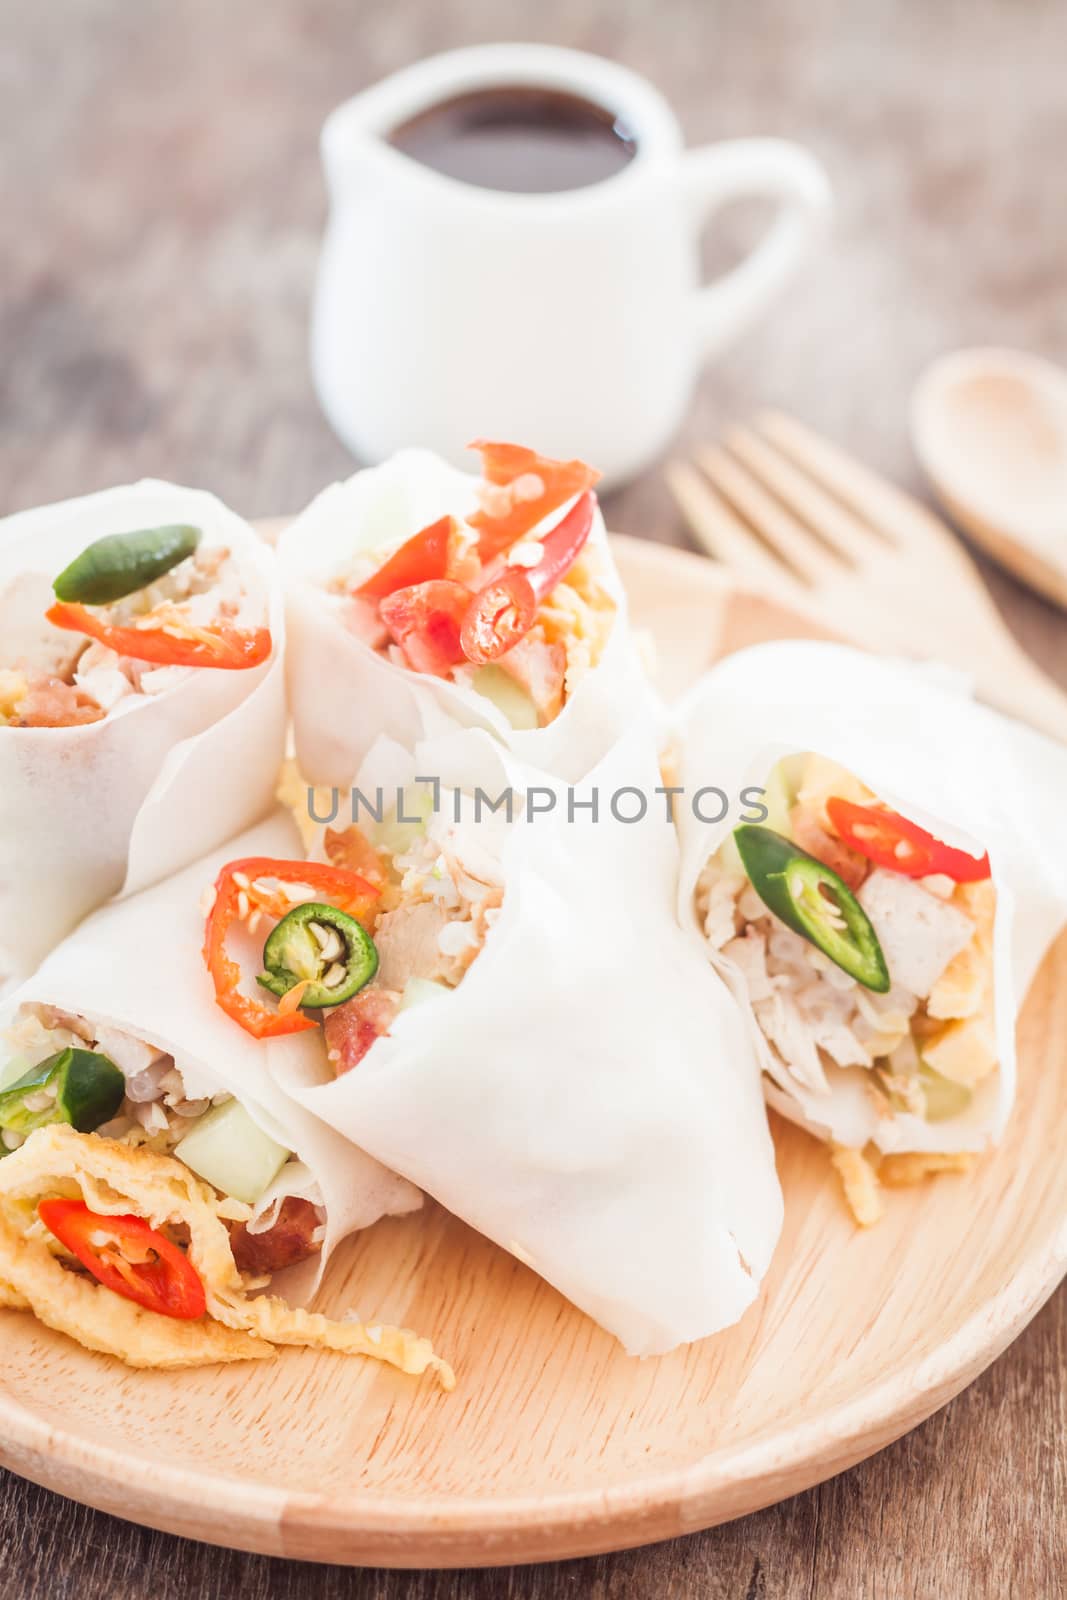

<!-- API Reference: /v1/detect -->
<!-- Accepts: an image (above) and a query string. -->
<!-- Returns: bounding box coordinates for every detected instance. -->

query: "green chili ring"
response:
[733,823,890,993]
[0,1048,125,1153]
[257,902,378,1010]
[53,524,203,605]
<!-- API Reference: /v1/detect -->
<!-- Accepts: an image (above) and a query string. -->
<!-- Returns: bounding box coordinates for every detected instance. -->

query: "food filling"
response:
[1,1006,323,1277]
[0,1011,451,1382]
[326,442,616,730]
[0,523,271,729]
[204,789,503,1076]
[696,754,997,1222]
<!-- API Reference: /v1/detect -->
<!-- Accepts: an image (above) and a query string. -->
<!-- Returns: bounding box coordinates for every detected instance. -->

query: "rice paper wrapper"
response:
[0,812,419,1304]
[674,640,1067,1155]
[0,481,288,987]
[277,450,657,787]
[271,723,783,1357]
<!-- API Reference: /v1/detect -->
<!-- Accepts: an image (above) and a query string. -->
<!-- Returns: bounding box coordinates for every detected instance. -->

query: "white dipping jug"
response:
[312,45,831,486]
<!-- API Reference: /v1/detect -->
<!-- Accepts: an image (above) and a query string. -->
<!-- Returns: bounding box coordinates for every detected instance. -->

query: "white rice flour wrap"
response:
[277,449,656,787]
[270,722,783,1357]
[674,641,1067,1158]
[0,481,287,987]
[0,811,419,1306]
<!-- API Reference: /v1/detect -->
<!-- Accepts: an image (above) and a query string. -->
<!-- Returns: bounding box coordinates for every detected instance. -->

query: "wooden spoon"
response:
[911,347,1067,609]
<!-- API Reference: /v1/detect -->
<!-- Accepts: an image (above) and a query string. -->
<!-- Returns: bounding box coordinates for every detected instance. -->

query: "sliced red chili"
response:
[826,797,991,882]
[38,1198,207,1320]
[460,490,596,664]
[467,441,601,560]
[203,856,380,1039]
[460,573,537,666]
[46,602,272,670]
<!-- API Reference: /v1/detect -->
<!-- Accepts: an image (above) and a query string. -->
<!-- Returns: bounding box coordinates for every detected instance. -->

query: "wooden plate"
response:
[1,535,1064,1567]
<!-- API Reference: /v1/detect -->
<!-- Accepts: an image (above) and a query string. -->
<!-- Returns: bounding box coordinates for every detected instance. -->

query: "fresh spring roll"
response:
[0,481,289,988]
[203,726,783,1357]
[0,812,452,1384]
[277,442,656,787]
[673,641,1067,1225]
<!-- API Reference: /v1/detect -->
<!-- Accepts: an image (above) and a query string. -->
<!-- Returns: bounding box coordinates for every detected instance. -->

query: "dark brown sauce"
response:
[387,86,638,194]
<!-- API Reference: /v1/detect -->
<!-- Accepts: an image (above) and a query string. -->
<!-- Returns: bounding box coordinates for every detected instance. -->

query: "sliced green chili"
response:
[733,824,890,993]
[0,1048,125,1153]
[257,902,378,1010]
[53,524,202,605]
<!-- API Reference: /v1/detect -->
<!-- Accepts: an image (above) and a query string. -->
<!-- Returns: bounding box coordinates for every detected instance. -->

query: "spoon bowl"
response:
[911,347,1067,610]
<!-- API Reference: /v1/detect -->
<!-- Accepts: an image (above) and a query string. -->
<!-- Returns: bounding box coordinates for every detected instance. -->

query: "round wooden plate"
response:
[1,535,1064,1567]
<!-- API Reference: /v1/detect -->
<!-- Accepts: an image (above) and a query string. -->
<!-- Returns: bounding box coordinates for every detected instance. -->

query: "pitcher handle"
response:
[681,138,832,360]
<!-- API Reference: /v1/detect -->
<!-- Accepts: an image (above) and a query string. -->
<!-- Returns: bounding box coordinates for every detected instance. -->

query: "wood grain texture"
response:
[1,0,1065,1594]
[672,413,1067,742]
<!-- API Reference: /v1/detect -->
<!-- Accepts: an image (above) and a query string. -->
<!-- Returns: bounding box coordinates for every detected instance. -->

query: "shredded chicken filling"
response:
[1,544,251,728]
[696,761,998,1126]
[319,805,505,1075]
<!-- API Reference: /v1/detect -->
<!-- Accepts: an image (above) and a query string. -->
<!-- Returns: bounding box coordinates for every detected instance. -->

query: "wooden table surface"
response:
[1,0,1064,1594]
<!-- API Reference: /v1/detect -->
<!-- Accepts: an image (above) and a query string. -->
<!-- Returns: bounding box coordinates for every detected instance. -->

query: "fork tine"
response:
[756,411,935,549]
[697,445,842,586]
[665,459,804,602]
[723,425,892,565]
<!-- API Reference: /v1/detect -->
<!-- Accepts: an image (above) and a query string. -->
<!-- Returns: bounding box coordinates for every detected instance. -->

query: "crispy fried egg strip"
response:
[0,1126,453,1384]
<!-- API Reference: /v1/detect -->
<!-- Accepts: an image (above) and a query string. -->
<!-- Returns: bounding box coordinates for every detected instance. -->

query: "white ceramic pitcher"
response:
[312,45,831,486]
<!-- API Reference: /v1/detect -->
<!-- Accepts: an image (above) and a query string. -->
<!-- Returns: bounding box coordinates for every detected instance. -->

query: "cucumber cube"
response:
[471,666,539,731]
[176,1098,291,1206]
[400,977,450,1012]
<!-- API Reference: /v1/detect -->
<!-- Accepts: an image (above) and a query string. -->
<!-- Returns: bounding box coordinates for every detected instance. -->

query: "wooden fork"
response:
[668,411,1067,744]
